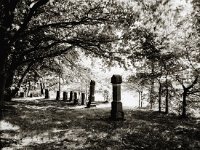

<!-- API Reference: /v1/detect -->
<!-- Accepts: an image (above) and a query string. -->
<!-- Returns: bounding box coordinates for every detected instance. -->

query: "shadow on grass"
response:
[1,99,200,149]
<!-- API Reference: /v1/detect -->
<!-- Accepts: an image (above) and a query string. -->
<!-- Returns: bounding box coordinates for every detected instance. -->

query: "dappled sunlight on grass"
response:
[1,98,200,149]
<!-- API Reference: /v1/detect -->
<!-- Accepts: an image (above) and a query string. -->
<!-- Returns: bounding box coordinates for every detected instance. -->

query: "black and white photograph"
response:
[0,0,200,149]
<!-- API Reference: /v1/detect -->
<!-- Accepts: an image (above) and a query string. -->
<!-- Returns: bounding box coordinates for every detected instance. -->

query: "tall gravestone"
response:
[87,80,96,108]
[56,91,60,100]
[110,75,124,120]
[74,92,78,105]
[63,91,67,101]
[70,91,73,102]
[45,89,49,99]
[81,93,85,105]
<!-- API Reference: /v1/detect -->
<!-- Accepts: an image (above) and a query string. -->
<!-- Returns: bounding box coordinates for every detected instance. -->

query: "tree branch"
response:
[15,0,49,37]
[186,76,199,90]
[21,46,74,65]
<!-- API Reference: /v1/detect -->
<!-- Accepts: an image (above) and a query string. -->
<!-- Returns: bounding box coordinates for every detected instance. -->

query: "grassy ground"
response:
[1,98,200,150]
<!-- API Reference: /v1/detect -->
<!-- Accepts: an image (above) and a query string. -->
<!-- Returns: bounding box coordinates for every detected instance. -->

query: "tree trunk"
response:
[7,62,34,98]
[138,91,141,108]
[179,76,198,118]
[0,71,7,108]
[141,91,143,108]
[0,45,9,108]
[165,85,169,114]
[182,90,187,118]
[17,62,34,88]
[4,70,15,101]
[165,73,169,114]
[150,62,155,109]
[40,82,44,95]
[158,82,162,113]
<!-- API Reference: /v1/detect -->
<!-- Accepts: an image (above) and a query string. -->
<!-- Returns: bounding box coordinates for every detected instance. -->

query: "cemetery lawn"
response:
[1,98,200,150]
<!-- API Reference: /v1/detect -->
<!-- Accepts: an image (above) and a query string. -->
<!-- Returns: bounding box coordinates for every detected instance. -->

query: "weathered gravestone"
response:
[45,89,49,99]
[30,93,33,97]
[74,92,78,105]
[19,92,25,98]
[81,93,85,105]
[87,80,96,108]
[70,91,73,102]
[110,75,124,120]
[56,91,60,100]
[63,91,68,101]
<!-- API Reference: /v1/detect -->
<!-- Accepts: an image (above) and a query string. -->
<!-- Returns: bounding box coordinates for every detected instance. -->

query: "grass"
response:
[1,98,200,150]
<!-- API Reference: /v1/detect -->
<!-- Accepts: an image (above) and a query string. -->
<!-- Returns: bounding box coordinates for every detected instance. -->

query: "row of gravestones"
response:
[21,75,124,120]
[45,90,87,105]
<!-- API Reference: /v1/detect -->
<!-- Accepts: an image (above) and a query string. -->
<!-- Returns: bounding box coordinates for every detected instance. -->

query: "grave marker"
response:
[70,91,73,102]
[110,75,124,120]
[63,91,68,101]
[87,80,96,108]
[56,91,60,100]
[45,89,49,99]
[74,92,78,105]
[81,93,85,105]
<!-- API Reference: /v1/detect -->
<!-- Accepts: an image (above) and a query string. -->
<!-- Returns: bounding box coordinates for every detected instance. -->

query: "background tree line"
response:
[0,0,199,118]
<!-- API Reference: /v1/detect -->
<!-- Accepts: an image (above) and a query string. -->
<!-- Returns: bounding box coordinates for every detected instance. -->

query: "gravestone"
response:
[81,93,85,105]
[70,91,73,102]
[63,91,68,101]
[74,92,78,105]
[45,89,49,99]
[56,91,60,100]
[87,80,96,108]
[110,75,124,120]
[20,92,25,98]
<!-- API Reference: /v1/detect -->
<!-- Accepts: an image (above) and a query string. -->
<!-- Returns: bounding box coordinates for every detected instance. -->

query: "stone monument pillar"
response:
[110,75,124,120]
[56,91,60,100]
[69,91,73,102]
[63,91,67,101]
[81,93,85,105]
[74,92,78,105]
[45,89,49,99]
[87,80,96,108]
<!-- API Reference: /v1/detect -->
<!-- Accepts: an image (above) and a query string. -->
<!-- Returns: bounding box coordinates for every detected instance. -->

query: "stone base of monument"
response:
[110,101,124,120]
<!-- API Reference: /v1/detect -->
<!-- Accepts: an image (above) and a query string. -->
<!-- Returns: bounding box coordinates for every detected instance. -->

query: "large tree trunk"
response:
[0,66,7,108]
[0,0,19,106]
[4,70,15,101]
[5,62,34,100]
[0,45,9,109]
